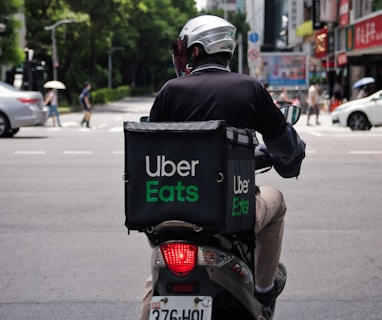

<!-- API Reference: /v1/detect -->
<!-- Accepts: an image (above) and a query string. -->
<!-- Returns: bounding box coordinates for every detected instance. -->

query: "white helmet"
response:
[173,15,237,76]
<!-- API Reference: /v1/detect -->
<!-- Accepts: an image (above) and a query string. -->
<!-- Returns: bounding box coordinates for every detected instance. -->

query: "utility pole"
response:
[108,47,123,88]
[44,19,76,81]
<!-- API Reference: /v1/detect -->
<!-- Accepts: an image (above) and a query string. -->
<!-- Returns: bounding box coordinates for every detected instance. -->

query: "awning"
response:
[296,20,314,37]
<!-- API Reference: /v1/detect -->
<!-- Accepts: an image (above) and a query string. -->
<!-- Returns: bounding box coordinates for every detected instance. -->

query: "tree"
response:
[0,0,24,66]
[228,11,250,74]
[21,0,198,96]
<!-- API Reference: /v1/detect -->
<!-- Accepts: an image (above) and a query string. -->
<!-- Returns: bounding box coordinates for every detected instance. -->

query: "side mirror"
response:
[279,105,301,125]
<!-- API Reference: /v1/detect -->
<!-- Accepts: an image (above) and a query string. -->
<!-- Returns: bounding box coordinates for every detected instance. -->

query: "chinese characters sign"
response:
[315,29,328,58]
[354,14,382,50]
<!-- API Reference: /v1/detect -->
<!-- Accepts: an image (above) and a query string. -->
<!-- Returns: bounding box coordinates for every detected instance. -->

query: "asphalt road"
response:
[1,97,382,320]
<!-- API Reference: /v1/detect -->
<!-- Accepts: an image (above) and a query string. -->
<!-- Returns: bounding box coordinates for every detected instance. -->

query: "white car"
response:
[0,81,48,137]
[331,89,382,130]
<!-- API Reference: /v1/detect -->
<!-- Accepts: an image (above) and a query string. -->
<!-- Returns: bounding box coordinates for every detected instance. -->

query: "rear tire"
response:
[348,112,371,130]
[0,112,11,137]
[9,128,20,136]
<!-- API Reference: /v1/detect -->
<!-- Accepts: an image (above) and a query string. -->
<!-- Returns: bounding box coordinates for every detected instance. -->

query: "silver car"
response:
[0,81,48,137]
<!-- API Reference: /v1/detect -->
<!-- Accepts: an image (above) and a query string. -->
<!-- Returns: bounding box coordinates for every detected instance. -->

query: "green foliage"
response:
[89,85,151,105]
[0,0,24,65]
[3,0,251,95]
[372,0,382,11]
[91,86,132,104]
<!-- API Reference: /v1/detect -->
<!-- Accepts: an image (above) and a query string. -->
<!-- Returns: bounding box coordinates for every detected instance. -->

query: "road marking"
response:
[349,150,382,155]
[113,150,124,154]
[110,127,123,132]
[14,151,46,155]
[308,131,323,137]
[98,123,107,128]
[63,151,93,155]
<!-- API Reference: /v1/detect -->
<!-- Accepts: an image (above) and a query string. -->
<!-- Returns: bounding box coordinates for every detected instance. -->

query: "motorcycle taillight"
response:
[160,243,197,277]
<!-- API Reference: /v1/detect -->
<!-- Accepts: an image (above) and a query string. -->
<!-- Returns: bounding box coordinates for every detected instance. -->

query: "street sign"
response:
[248,48,259,60]
[248,32,259,43]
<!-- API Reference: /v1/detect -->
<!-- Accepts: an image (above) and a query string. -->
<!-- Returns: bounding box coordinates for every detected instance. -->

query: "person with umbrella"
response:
[44,88,62,127]
[353,77,375,99]
[357,85,369,99]
[43,80,66,127]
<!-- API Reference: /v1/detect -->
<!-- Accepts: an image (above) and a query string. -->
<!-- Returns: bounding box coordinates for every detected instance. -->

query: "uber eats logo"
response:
[145,155,200,203]
[232,176,250,216]
[144,155,251,217]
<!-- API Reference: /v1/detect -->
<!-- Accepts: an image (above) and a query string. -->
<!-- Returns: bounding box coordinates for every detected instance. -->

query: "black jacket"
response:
[149,64,305,178]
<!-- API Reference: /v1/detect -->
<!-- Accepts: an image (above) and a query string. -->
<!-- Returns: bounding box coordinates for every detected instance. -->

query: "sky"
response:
[196,0,207,11]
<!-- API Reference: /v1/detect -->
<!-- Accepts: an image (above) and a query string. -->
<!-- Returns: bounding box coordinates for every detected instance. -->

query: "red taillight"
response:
[18,98,40,105]
[160,243,197,277]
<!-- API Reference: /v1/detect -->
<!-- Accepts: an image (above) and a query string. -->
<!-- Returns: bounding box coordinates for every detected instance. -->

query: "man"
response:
[141,15,305,319]
[79,81,92,128]
[307,80,320,125]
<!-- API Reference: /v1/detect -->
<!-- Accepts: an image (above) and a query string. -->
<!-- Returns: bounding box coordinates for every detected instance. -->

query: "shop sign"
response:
[320,0,338,23]
[312,0,325,30]
[321,59,335,68]
[315,29,328,58]
[327,30,335,55]
[345,25,354,51]
[337,52,347,66]
[339,0,349,26]
[354,14,382,50]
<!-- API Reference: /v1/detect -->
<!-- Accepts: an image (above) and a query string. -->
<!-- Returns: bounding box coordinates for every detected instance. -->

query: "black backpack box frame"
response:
[123,120,258,234]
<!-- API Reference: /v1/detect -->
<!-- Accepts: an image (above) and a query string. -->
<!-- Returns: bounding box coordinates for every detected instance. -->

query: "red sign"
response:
[337,52,347,66]
[248,48,259,61]
[315,29,328,59]
[339,0,349,26]
[321,60,334,68]
[354,14,382,50]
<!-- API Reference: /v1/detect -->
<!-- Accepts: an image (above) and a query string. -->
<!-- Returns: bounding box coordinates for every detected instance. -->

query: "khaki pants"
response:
[140,185,286,320]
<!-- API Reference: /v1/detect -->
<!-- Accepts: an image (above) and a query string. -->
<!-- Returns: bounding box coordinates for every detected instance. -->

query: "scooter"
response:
[124,105,301,320]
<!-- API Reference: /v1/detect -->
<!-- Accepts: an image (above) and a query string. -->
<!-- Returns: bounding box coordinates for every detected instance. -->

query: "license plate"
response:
[149,296,213,320]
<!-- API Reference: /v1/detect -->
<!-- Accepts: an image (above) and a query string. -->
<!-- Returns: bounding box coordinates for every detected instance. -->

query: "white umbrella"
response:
[353,77,375,89]
[43,80,66,90]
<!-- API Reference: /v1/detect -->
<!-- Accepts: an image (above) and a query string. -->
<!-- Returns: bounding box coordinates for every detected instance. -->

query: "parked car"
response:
[331,89,382,130]
[0,81,48,137]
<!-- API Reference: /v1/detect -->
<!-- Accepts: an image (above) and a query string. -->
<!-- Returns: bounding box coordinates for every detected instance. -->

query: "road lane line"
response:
[349,150,382,155]
[110,127,123,132]
[308,132,323,137]
[63,151,93,155]
[14,151,46,155]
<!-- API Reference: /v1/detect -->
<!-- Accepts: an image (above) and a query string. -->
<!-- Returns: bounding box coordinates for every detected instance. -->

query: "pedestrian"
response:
[357,85,368,99]
[331,79,343,112]
[257,61,271,85]
[306,80,320,125]
[79,81,92,128]
[333,79,343,101]
[278,87,292,106]
[140,15,306,320]
[44,88,62,127]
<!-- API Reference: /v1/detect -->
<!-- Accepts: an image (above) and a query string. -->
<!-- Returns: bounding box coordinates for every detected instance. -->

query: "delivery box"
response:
[124,120,258,234]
